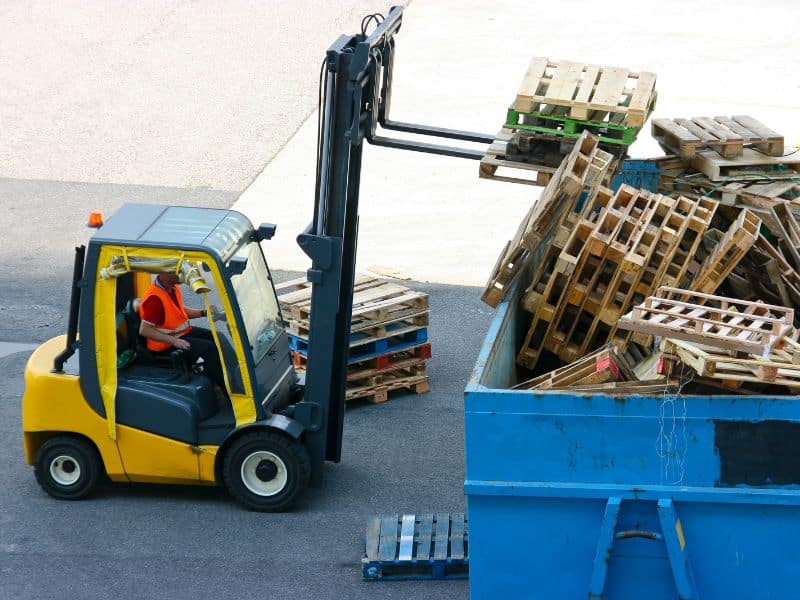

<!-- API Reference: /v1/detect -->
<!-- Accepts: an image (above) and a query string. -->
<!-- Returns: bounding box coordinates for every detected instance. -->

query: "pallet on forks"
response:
[508,57,657,145]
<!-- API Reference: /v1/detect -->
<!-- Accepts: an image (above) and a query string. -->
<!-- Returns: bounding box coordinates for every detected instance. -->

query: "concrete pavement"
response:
[0,0,390,190]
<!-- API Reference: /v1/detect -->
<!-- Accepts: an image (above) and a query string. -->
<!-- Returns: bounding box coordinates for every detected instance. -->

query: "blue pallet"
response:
[464,273,800,599]
[362,514,468,581]
[289,327,427,363]
[611,158,660,192]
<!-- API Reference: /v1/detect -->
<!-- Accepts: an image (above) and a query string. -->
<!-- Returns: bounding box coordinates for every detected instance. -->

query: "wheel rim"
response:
[240,451,287,497]
[50,454,81,486]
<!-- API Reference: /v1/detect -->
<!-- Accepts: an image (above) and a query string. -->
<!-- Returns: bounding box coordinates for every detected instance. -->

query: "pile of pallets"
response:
[482,130,615,307]
[654,116,797,218]
[482,76,800,395]
[480,57,657,186]
[621,288,800,394]
[276,275,431,404]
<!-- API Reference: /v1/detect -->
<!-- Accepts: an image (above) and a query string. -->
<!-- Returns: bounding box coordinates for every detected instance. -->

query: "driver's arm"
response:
[139,322,190,350]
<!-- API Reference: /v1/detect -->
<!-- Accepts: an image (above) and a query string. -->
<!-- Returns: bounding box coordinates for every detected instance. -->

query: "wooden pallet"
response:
[291,342,432,371]
[289,325,428,362]
[512,58,657,128]
[652,115,784,159]
[362,514,468,581]
[689,148,800,182]
[513,345,634,390]
[687,209,760,294]
[482,131,613,307]
[558,379,680,395]
[619,287,795,355]
[277,276,428,323]
[346,366,430,404]
[478,126,559,186]
[662,337,800,389]
[670,179,800,212]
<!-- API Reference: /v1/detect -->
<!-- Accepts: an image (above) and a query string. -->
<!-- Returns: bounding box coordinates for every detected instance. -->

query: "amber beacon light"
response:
[87,210,104,228]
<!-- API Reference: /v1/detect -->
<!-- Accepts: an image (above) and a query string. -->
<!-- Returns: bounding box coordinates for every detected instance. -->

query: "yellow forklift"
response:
[21,6,493,510]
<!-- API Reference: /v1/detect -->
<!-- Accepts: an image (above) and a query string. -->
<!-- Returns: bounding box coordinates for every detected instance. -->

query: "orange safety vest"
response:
[139,280,192,352]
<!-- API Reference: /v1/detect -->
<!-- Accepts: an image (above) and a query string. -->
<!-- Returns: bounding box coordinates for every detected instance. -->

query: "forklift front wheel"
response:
[34,436,102,500]
[223,431,310,512]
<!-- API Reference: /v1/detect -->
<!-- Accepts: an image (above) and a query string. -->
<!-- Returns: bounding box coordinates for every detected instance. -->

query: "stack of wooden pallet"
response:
[480,57,657,186]
[276,275,431,404]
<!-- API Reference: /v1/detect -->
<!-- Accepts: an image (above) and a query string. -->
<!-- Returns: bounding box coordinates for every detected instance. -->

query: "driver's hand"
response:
[210,305,226,322]
[172,337,191,350]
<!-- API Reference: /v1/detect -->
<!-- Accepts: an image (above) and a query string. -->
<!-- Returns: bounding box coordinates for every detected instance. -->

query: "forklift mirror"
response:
[254,223,277,241]
[226,256,248,277]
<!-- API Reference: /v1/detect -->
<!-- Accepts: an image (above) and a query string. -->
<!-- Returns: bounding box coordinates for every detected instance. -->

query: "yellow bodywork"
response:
[21,244,260,487]
[22,336,219,485]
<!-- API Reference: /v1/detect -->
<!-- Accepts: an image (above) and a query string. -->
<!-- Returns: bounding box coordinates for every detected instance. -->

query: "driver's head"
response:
[158,272,180,288]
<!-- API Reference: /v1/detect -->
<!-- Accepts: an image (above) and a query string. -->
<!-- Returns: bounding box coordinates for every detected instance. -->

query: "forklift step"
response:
[288,326,428,362]
[362,514,468,581]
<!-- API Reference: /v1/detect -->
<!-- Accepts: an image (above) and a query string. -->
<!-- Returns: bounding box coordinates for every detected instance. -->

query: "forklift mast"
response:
[295,5,494,481]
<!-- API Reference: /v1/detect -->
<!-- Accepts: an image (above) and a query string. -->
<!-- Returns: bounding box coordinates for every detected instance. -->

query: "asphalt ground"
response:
[0,268,486,599]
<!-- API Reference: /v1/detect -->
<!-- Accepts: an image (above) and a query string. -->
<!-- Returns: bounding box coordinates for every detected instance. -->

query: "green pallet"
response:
[506,108,640,146]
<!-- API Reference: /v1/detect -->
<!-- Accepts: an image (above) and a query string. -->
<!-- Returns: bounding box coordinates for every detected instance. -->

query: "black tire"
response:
[222,431,310,512]
[34,436,102,500]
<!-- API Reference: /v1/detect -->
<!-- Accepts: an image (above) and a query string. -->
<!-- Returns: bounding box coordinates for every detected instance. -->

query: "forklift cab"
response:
[22,204,310,511]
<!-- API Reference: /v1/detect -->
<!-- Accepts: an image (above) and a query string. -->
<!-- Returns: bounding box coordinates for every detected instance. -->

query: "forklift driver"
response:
[139,272,226,391]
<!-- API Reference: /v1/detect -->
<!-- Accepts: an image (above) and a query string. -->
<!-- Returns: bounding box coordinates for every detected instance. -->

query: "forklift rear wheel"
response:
[223,431,310,512]
[34,436,102,500]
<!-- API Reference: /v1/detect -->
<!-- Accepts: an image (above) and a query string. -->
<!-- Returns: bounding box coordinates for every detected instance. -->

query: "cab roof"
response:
[90,204,254,262]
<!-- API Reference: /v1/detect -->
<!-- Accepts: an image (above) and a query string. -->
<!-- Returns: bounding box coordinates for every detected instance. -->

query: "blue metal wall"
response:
[464,282,800,599]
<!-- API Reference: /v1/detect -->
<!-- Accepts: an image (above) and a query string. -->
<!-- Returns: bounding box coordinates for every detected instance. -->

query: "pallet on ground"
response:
[289,325,428,362]
[618,286,795,355]
[346,365,430,404]
[291,342,431,371]
[277,275,428,324]
[362,514,468,581]
[511,57,657,129]
[652,115,784,159]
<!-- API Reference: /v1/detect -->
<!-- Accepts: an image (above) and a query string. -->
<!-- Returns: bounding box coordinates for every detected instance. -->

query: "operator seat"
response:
[115,297,219,444]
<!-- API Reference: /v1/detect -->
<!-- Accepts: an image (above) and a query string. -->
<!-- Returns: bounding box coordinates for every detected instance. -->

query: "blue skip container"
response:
[464,280,800,599]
